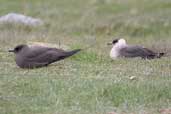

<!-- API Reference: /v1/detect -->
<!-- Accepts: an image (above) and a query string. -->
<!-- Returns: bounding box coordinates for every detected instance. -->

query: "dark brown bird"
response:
[9,44,81,68]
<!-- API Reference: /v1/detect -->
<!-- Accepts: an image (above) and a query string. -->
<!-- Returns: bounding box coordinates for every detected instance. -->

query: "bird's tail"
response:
[60,49,82,59]
[63,49,82,58]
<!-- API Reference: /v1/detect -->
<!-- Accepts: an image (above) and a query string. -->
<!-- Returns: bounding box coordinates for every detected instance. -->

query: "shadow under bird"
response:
[9,44,81,68]
[107,38,165,59]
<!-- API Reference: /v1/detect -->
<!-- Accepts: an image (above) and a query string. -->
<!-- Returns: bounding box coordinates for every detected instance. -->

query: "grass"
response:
[0,0,171,114]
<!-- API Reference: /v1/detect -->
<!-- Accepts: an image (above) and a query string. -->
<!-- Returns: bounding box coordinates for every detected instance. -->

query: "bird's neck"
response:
[110,46,120,59]
[110,44,127,59]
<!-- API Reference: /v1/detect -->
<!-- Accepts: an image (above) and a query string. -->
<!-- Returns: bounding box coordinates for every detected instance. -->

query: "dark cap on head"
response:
[8,44,28,53]
[112,39,119,44]
[107,39,119,45]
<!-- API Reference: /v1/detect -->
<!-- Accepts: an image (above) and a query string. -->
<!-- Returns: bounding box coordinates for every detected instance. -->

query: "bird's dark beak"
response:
[8,49,14,52]
[107,42,113,45]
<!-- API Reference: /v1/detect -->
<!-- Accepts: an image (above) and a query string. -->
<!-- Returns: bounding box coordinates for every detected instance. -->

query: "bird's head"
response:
[107,38,127,49]
[9,44,28,54]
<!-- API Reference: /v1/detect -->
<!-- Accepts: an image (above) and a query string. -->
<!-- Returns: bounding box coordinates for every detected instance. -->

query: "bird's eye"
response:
[15,47,20,51]
[15,46,22,52]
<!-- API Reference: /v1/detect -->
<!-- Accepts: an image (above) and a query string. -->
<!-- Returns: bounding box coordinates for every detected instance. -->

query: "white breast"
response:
[110,47,119,59]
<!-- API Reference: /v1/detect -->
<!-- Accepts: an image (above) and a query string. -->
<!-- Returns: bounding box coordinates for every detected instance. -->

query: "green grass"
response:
[0,0,171,114]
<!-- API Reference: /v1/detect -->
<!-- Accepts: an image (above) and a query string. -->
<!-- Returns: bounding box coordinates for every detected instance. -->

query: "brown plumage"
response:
[9,44,81,68]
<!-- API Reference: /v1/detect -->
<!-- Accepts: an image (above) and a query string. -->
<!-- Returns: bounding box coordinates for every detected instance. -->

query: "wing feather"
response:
[120,45,156,58]
[25,46,65,58]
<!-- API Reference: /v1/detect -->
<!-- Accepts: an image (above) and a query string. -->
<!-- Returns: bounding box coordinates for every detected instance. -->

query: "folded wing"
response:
[120,45,157,59]
[22,48,81,68]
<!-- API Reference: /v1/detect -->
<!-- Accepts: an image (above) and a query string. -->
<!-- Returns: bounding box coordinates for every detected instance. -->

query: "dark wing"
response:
[25,46,65,58]
[21,50,69,68]
[21,47,81,68]
[26,50,68,64]
[120,45,156,58]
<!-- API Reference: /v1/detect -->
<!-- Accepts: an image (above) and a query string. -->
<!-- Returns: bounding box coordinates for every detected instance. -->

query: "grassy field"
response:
[0,0,171,114]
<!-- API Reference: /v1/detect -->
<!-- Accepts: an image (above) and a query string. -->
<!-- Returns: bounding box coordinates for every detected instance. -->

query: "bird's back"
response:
[25,46,65,58]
